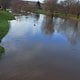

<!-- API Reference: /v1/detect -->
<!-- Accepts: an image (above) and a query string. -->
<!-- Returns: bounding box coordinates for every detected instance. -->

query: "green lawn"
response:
[0,10,15,20]
[0,20,9,39]
[0,10,14,56]
[0,10,14,39]
[34,9,47,14]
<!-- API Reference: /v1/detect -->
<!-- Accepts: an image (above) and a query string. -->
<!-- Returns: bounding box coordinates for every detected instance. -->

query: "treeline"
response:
[43,0,80,18]
[0,0,80,18]
[11,0,41,13]
[0,0,11,10]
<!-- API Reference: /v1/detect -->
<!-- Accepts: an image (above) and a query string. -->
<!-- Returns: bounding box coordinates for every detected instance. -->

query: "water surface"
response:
[0,14,80,80]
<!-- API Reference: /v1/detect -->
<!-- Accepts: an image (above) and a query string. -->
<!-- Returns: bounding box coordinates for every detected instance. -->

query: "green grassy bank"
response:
[54,13,80,21]
[0,10,14,39]
[34,9,47,14]
[0,10,14,56]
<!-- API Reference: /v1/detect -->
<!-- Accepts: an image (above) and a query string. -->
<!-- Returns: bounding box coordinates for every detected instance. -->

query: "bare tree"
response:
[59,0,79,17]
[11,0,38,13]
[59,0,80,18]
[76,0,80,18]
[11,0,23,13]
[43,0,58,16]
[0,0,11,10]
[62,0,73,16]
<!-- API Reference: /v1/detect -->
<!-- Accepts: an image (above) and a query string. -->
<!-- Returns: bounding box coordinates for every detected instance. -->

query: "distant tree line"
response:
[43,0,80,18]
[0,0,80,18]
[0,0,11,10]
[11,0,41,13]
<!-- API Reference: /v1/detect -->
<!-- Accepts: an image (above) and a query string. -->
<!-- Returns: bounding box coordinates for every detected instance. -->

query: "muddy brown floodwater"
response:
[0,14,80,80]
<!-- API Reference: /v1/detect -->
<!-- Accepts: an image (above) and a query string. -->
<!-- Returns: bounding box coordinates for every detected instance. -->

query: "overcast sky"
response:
[24,0,64,3]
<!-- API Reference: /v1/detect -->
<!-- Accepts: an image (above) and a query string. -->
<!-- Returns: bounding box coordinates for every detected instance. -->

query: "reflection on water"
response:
[57,19,79,45]
[42,15,54,35]
[42,16,80,45]
[0,14,80,80]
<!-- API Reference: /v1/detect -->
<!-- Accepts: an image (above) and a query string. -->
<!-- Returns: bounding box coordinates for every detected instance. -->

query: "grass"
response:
[34,9,47,14]
[0,10,15,39]
[54,12,80,21]
[0,10,15,56]
[0,20,9,39]
[0,10,15,20]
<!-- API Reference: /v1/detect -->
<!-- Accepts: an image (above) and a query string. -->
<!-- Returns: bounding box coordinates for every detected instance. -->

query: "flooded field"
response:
[0,14,80,80]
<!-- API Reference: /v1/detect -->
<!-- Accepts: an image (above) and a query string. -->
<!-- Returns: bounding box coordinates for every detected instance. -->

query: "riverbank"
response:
[0,46,4,57]
[0,10,15,39]
[34,9,80,21]
[54,13,80,21]
[0,10,14,55]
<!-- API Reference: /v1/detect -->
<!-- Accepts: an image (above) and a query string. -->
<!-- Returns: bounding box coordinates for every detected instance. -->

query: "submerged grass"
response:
[35,9,80,21]
[54,12,80,21]
[0,46,4,57]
